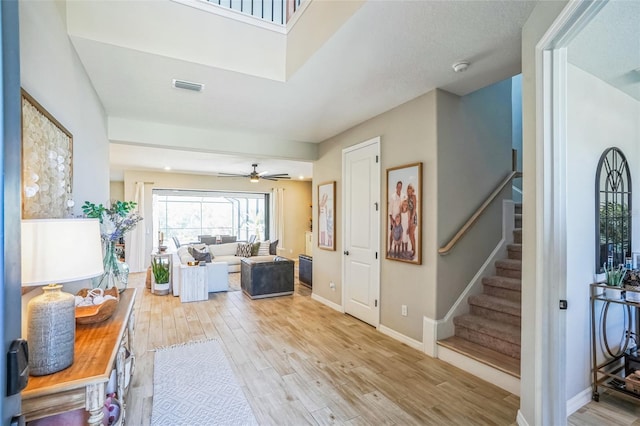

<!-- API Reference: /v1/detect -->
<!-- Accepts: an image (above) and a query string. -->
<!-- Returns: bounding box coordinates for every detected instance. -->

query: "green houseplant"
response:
[604,264,626,300]
[151,257,170,285]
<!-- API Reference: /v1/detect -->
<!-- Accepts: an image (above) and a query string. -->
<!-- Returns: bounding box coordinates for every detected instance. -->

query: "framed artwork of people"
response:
[386,162,422,264]
[318,181,335,251]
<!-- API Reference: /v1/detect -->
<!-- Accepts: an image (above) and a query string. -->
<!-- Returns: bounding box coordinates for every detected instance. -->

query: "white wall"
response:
[19,0,110,336]
[565,63,640,402]
[123,170,311,270]
[19,1,109,213]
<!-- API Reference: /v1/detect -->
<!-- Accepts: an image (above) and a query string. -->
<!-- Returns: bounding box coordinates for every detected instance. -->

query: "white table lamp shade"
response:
[21,219,104,375]
[21,219,104,286]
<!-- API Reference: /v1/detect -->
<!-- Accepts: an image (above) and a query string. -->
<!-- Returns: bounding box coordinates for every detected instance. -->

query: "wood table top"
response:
[23,288,136,399]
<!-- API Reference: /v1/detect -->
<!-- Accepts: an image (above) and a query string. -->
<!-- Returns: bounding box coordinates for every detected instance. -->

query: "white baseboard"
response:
[566,387,591,416]
[516,410,529,426]
[422,316,439,357]
[437,345,520,396]
[311,292,344,313]
[378,325,423,352]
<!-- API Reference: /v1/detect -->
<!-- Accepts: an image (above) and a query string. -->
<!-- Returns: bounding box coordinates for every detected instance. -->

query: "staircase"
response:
[438,204,522,379]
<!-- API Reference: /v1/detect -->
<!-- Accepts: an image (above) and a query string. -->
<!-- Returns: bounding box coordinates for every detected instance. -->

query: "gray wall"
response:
[436,82,513,318]
[313,79,515,341]
[110,181,125,202]
[315,91,438,341]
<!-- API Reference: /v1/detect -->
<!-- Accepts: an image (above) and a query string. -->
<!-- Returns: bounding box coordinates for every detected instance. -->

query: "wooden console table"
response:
[22,288,136,425]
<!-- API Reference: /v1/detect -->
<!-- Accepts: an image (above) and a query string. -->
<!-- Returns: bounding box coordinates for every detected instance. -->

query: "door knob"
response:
[344,250,350,255]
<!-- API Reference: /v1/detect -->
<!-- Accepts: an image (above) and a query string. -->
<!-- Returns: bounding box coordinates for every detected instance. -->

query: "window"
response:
[153,189,269,246]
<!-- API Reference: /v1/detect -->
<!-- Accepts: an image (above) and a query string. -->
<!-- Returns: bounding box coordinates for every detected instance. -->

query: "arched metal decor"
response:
[596,147,632,272]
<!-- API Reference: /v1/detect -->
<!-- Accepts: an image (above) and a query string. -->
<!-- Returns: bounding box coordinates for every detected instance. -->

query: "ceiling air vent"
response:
[172,79,204,92]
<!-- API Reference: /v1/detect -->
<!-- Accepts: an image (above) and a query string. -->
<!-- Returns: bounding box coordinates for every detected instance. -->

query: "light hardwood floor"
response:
[124,271,628,425]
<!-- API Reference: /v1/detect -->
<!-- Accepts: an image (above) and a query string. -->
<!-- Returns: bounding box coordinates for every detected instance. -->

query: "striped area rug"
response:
[151,339,257,425]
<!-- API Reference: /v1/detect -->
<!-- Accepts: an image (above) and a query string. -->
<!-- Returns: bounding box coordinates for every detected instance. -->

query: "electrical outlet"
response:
[329,282,336,290]
[401,305,408,316]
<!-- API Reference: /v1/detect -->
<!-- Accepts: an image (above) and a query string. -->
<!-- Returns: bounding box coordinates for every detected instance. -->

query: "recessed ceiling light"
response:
[299,175,304,180]
[172,79,204,92]
[452,61,470,73]
[164,166,171,171]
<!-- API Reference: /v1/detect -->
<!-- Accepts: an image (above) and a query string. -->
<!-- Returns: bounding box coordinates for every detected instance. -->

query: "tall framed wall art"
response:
[386,162,422,264]
[318,181,335,251]
[21,89,73,219]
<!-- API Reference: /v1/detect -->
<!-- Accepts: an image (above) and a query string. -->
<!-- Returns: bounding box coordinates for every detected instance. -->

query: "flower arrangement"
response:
[82,200,142,291]
[82,201,143,242]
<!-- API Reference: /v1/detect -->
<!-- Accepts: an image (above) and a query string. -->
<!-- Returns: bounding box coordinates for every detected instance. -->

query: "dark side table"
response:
[298,254,312,288]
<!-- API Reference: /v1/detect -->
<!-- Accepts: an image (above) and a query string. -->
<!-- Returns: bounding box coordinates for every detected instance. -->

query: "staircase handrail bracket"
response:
[438,171,521,256]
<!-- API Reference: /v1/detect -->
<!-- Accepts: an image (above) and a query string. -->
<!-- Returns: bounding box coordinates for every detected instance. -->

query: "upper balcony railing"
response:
[205,0,303,25]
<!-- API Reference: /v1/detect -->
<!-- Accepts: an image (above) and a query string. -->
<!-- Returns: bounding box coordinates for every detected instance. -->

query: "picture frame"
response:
[386,162,422,264]
[318,181,335,251]
[21,89,73,219]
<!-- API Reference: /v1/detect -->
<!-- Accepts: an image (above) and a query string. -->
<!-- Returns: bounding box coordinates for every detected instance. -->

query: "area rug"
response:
[151,339,257,425]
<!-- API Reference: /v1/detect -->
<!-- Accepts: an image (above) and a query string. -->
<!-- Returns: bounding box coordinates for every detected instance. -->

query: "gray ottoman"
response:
[240,257,294,299]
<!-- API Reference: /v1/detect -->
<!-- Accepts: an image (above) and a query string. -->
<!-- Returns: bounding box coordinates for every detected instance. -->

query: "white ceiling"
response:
[110,143,313,181]
[67,0,538,180]
[568,1,640,102]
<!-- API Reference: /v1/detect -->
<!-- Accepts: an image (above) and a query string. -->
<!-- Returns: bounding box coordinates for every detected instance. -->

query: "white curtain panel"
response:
[127,182,146,272]
[272,188,285,253]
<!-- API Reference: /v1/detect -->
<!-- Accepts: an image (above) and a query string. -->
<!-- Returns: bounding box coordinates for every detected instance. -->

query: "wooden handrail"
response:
[438,170,522,255]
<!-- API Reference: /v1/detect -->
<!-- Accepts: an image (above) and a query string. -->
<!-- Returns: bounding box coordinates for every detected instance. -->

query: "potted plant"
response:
[151,256,171,294]
[604,264,626,299]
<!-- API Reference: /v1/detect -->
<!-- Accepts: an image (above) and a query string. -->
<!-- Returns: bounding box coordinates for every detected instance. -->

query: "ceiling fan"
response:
[218,163,291,182]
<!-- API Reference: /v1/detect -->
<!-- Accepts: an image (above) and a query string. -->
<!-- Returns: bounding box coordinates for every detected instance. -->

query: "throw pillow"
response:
[258,240,270,256]
[269,239,279,255]
[235,242,253,257]
[251,242,260,256]
[188,247,212,263]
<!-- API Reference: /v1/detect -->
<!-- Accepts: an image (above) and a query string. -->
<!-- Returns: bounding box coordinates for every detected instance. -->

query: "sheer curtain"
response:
[127,182,146,272]
[271,188,285,254]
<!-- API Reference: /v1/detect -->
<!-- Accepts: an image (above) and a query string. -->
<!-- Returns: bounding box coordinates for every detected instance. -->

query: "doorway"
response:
[527,0,639,423]
[342,137,380,327]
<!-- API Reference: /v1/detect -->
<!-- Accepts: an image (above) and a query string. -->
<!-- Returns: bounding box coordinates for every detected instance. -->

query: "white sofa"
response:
[177,242,276,273]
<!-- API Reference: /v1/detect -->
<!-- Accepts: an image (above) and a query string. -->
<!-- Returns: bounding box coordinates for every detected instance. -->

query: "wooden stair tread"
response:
[438,336,520,378]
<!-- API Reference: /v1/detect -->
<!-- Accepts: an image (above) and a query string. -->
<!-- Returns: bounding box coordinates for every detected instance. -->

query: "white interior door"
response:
[342,137,380,326]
